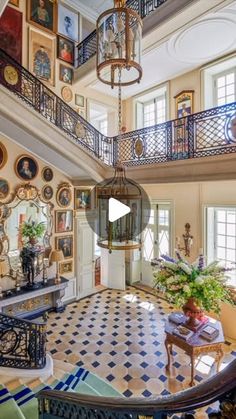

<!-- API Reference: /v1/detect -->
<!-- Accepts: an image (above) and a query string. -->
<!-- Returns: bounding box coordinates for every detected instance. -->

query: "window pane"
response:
[227,236,236,249]
[227,211,236,223]
[217,235,226,247]
[217,247,225,259]
[226,84,234,95]
[217,87,226,98]
[217,76,225,87]
[217,223,225,234]
[227,223,235,236]
[226,73,234,84]
[217,210,226,222]
[227,248,235,262]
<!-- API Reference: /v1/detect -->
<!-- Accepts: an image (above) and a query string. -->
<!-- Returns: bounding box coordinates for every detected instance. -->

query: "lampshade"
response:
[0,259,8,277]
[50,250,64,263]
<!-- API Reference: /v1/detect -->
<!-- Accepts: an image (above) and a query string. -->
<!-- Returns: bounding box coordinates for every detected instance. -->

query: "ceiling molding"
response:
[63,0,98,23]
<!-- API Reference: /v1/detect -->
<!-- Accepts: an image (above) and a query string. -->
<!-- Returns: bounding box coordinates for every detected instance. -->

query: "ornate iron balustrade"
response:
[75,0,168,68]
[38,359,236,418]
[0,312,46,369]
[1,48,236,170]
[0,48,114,167]
[114,103,236,166]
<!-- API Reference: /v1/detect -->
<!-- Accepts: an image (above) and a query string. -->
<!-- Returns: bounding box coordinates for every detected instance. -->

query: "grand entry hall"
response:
[0,0,236,418]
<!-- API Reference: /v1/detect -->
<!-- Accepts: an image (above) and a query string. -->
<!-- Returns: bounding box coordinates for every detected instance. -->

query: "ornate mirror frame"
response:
[0,183,54,276]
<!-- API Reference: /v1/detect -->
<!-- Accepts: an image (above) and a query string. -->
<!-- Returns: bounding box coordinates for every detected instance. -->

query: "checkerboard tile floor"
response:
[47,286,236,400]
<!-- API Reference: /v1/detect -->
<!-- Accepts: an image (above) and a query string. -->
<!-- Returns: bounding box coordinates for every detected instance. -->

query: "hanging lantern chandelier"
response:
[96,0,142,88]
[96,1,145,253]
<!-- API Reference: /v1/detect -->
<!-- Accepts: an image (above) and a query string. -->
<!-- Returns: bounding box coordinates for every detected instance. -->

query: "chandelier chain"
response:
[118,67,122,136]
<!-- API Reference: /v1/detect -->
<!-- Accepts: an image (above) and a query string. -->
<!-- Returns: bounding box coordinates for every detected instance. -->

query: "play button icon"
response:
[108,198,131,222]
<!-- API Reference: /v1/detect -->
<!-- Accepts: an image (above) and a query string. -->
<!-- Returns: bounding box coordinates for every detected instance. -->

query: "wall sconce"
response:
[176,223,193,257]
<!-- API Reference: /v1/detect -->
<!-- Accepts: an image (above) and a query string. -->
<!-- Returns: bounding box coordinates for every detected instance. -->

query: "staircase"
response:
[0,360,122,419]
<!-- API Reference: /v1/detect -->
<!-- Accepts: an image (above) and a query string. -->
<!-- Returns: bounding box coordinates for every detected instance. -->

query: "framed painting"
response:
[59,260,73,275]
[9,0,19,6]
[56,185,72,208]
[75,94,85,107]
[0,6,22,63]
[42,166,53,182]
[74,188,91,210]
[57,35,74,65]
[0,179,10,199]
[58,3,79,42]
[56,235,73,259]
[42,185,53,201]
[29,27,55,86]
[175,90,194,119]
[55,210,73,233]
[27,0,57,34]
[15,154,38,181]
[59,64,73,85]
[0,142,8,170]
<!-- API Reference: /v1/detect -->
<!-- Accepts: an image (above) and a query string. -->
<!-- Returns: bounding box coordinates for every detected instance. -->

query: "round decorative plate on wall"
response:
[61,86,73,103]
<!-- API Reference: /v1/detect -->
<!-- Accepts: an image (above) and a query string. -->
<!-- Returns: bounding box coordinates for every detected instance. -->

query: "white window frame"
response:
[204,205,236,288]
[99,118,108,136]
[213,67,236,107]
[134,82,169,130]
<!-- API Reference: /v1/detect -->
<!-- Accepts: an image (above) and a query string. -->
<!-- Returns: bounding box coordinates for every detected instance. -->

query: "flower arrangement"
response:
[21,219,45,244]
[152,251,233,314]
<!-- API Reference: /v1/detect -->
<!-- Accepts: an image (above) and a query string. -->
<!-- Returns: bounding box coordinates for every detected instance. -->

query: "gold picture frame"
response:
[56,184,72,208]
[9,0,19,7]
[42,185,53,201]
[74,188,91,210]
[0,178,10,199]
[59,260,73,274]
[55,210,73,233]
[61,85,73,102]
[174,90,194,119]
[55,235,73,259]
[28,27,56,86]
[0,142,8,169]
[42,166,53,182]
[27,0,57,34]
[15,154,39,181]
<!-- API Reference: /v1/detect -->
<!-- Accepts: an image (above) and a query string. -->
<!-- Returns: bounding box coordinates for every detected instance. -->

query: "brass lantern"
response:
[97,0,142,88]
[97,165,143,252]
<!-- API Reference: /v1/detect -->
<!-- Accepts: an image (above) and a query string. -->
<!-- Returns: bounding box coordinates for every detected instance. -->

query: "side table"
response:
[164,316,225,386]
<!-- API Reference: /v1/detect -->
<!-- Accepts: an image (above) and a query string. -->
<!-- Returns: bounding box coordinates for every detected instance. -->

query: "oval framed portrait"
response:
[42,166,53,182]
[42,185,53,201]
[56,186,72,208]
[15,154,38,181]
[0,142,8,170]
[0,178,9,199]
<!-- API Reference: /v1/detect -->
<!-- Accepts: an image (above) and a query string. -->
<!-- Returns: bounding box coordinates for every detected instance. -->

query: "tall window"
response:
[206,206,236,287]
[214,69,236,106]
[99,119,108,136]
[136,85,168,129]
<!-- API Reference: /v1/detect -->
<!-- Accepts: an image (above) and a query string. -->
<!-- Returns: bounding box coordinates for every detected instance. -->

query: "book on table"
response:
[173,325,194,341]
[168,312,186,325]
[199,324,219,341]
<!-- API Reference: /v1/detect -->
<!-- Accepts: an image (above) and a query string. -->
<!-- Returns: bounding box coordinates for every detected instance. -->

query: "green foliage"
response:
[152,252,234,314]
[21,220,45,239]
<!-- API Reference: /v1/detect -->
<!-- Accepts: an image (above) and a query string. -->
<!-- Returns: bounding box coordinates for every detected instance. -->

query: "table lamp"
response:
[50,250,64,283]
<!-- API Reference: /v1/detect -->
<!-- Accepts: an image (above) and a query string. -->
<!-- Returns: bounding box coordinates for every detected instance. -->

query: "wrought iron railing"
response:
[38,359,236,418]
[1,48,236,169]
[0,312,46,369]
[75,0,168,68]
[114,103,236,166]
[0,48,114,166]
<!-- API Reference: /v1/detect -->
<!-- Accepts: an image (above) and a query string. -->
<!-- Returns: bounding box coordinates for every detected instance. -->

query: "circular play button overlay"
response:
[85,174,151,245]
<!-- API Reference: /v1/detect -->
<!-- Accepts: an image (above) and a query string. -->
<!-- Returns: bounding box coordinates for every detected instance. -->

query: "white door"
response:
[76,216,95,298]
[142,202,172,286]
[101,248,126,290]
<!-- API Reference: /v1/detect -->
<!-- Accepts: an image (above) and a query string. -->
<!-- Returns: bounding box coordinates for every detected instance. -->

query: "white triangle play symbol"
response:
[108,198,131,222]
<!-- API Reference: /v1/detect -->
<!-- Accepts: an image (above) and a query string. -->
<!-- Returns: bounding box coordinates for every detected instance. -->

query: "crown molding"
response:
[63,0,98,23]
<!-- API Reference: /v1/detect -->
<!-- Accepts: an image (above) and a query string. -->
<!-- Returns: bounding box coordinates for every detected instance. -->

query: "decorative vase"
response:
[29,237,38,246]
[183,297,204,330]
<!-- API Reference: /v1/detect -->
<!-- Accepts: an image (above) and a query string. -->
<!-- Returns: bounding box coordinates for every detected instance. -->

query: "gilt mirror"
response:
[0,184,53,275]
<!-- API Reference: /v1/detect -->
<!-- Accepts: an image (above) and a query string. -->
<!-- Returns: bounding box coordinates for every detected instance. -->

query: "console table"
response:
[165,316,225,386]
[0,278,68,319]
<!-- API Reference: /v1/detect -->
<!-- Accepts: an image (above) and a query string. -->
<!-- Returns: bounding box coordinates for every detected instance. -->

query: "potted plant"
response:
[21,219,45,246]
[152,251,234,328]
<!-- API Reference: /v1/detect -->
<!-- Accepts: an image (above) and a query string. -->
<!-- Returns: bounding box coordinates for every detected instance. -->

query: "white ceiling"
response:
[81,1,236,99]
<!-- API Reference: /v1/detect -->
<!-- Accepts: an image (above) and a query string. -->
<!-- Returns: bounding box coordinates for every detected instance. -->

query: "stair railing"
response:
[1,48,236,169]
[0,312,46,369]
[38,358,236,418]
